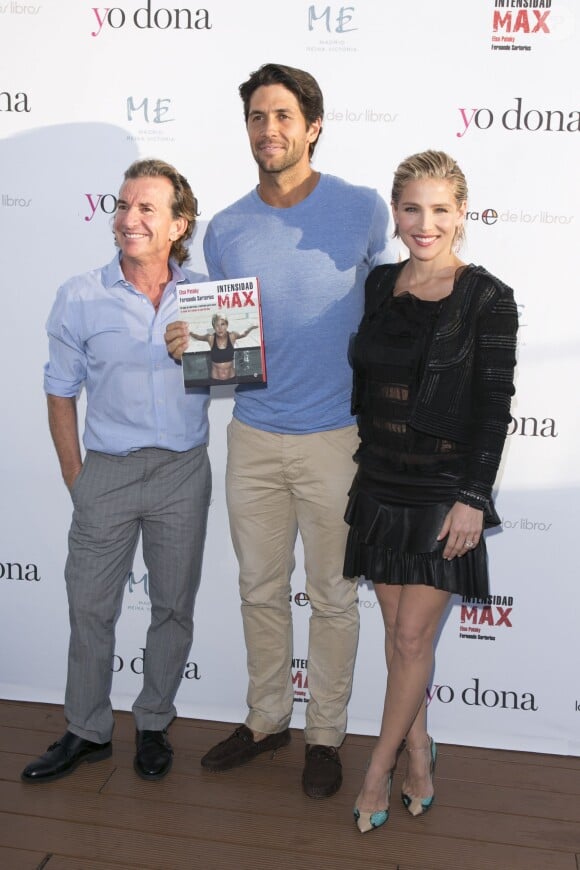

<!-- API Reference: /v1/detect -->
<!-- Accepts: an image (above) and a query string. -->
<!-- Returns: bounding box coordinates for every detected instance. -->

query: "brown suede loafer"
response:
[302,744,343,798]
[201,724,291,771]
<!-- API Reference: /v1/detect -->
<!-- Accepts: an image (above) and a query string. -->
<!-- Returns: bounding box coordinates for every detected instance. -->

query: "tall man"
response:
[22,159,211,784]
[167,63,394,798]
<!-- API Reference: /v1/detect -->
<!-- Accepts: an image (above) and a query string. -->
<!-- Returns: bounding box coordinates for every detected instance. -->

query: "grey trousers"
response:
[64,445,211,743]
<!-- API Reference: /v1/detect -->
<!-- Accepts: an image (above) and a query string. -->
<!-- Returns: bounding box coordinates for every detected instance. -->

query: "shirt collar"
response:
[102,252,187,289]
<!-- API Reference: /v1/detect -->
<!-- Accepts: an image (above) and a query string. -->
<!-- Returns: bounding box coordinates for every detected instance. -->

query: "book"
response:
[177,276,266,387]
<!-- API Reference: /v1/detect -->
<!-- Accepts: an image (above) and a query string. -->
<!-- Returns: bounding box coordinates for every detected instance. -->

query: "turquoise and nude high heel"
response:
[353,772,392,833]
[401,735,437,817]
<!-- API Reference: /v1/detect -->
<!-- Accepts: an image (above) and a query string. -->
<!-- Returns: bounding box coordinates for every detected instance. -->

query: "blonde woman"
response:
[346,151,518,832]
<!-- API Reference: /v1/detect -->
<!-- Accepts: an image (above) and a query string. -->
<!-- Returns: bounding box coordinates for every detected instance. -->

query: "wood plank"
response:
[6,721,580,797]
[32,860,150,870]
[1,776,579,864]
[99,761,580,826]
[8,701,580,770]
[1,701,578,870]
[0,812,403,870]
[0,845,48,869]
[0,809,574,870]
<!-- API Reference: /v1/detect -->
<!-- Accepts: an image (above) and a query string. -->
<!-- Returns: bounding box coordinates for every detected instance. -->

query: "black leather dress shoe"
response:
[134,729,173,780]
[21,731,112,783]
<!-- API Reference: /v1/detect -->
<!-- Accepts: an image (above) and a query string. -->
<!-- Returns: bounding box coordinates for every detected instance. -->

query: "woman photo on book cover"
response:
[345,150,518,833]
[189,312,258,381]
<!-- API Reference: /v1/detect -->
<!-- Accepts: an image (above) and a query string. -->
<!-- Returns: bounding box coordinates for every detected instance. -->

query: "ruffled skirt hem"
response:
[343,488,490,598]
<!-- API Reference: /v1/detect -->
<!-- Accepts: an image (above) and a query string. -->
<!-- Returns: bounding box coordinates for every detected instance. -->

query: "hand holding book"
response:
[173,277,266,387]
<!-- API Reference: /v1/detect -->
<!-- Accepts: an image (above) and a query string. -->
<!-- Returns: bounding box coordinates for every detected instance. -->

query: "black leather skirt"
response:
[343,470,498,597]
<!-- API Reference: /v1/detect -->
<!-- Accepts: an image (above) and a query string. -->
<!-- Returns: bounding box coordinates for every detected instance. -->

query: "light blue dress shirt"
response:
[44,253,209,456]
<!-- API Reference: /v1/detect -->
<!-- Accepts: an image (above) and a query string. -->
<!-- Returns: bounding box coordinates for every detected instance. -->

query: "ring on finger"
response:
[465,540,475,548]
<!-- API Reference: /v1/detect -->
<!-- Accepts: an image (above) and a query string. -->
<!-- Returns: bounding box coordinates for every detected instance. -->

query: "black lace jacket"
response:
[356,261,518,511]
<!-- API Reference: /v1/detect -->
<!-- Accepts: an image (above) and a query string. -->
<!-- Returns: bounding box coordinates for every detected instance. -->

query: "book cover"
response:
[177,277,266,387]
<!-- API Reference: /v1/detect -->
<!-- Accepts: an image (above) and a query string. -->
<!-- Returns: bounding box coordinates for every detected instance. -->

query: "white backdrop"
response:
[1,0,578,756]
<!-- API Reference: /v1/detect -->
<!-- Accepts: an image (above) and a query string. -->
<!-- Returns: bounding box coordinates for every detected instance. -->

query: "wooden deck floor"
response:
[0,700,579,870]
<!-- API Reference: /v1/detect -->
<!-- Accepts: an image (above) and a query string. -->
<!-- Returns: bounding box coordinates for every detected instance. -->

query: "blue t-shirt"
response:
[203,173,394,434]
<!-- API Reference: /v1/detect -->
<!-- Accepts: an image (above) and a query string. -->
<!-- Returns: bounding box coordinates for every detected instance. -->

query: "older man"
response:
[22,159,211,783]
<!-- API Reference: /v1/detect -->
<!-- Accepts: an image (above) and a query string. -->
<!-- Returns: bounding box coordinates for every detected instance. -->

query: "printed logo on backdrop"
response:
[125,570,151,613]
[292,591,310,607]
[508,415,558,437]
[0,90,30,112]
[90,2,212,37]
[112,647,201,679]
[326,106,398,126]
[306,3,359,54]
[427,677,538,711]
[0,559,40,582]
[466,206,574,228]
[83,193,117,223]
[1,193,32,208]
[501,515,552,532]
[292,588,379,614]
[456,97,579,138]
[490,1,573,52]
[515,302,528,340]
[490,0,552,53]
[83,191,200,222]
[466,208,499,226]
[292,658,310,703]
[0,3,41,17]
[359,593,378,612]
[459,594,514,643]
[126,96,176,145]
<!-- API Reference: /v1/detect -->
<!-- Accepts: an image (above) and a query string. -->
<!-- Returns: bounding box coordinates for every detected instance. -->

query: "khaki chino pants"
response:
[226,418,360,747]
